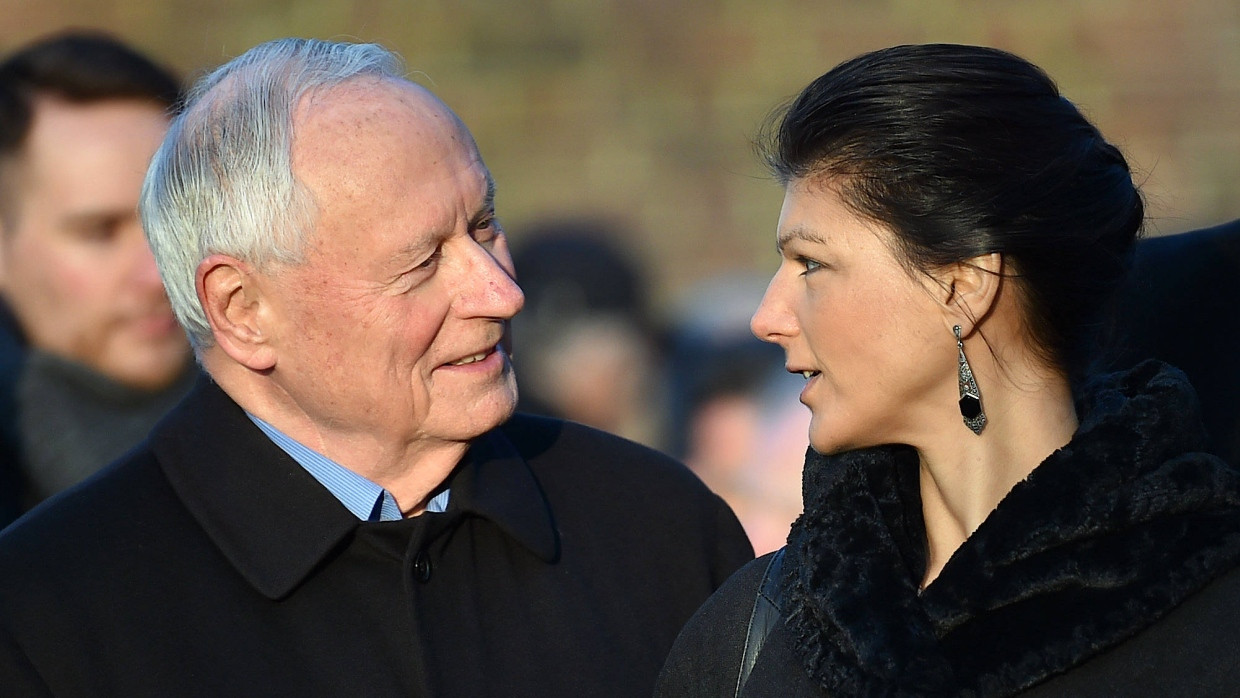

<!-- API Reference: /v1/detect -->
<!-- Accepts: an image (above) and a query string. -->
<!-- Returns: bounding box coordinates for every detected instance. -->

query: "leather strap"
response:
[735,548,786,697]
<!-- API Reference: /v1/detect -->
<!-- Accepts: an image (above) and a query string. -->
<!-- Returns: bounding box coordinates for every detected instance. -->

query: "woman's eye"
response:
[799,257,823,275]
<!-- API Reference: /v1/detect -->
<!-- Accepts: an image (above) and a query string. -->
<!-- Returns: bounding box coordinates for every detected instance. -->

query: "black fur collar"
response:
[782,361,1240,697]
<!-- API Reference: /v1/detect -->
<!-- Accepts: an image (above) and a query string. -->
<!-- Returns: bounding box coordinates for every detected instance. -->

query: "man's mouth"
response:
[447,349,493,366]
[127,311,180,337]
[796,369,820,380]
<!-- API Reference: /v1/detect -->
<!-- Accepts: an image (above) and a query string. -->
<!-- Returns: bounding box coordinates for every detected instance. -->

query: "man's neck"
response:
[207,358,469,517]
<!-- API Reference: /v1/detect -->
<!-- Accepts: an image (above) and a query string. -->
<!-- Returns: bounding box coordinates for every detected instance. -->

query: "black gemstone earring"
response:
[954,325,986,435]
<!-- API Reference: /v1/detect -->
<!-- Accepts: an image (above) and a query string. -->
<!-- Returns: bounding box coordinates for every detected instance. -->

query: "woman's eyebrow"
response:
[776,225,828,253]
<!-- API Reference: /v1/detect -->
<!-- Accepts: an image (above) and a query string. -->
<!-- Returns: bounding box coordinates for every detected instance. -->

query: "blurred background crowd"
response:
[2,0,1238,553]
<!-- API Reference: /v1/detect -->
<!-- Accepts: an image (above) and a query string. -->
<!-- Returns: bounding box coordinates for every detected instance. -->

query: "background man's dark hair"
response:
[0,31,181,161]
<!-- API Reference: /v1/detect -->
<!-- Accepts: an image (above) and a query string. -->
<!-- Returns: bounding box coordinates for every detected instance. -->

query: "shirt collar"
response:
[154,377,555,600]
[245,413,450,522]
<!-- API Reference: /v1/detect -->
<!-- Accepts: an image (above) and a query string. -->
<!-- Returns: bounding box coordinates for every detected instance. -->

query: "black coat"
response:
[658,362,1240,697]
[1111,218,1240,465]
[0,376,754,697]
[0,302,25,527]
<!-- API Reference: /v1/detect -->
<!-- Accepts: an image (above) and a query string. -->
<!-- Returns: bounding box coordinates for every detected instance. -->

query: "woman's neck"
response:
[916,360,1078,589]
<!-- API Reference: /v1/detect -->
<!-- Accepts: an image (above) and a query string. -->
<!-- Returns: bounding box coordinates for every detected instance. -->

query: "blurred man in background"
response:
[667,275,805,554]
[510,224,668,448]
[0,32,195,525]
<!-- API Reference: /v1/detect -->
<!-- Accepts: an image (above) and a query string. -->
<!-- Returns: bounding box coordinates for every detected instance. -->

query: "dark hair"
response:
[762,44,1143,383]
[0,31,181,159]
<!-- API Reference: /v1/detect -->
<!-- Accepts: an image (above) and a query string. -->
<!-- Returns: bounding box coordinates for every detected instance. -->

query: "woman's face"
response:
[750,179,957,455]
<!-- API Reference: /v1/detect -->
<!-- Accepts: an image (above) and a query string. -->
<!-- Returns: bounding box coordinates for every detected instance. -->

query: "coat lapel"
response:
[151,376,359,600]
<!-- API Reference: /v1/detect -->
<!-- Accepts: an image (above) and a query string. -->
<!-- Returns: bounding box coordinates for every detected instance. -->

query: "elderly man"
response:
[0,33,195,523]
[0,38,752,696]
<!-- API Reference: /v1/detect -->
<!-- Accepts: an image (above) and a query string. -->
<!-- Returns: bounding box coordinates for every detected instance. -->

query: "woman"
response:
[656,44,1240,697]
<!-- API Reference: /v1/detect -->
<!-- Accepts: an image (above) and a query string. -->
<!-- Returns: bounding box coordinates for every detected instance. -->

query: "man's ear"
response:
[929,252,1003,337]
[197,254,277,371]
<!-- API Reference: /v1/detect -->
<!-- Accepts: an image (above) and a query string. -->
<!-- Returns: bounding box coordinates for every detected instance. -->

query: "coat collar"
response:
[448,421,560,563]
[782,361,1240,697]
[152,375,557,600]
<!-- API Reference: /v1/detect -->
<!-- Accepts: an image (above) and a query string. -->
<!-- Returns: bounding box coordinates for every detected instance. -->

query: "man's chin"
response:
[475,390,520,432]
[437,386,519,442]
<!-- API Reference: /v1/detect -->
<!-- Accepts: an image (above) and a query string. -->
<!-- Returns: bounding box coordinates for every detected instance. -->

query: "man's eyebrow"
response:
[776,225,828,253]
[388,238,435,270]
[474,174,496,220]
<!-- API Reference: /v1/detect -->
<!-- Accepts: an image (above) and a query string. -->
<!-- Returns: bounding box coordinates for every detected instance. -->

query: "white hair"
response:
[140,38,404,350]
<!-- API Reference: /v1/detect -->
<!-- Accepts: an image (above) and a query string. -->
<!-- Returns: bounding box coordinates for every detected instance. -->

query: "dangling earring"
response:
[954,325,986,435]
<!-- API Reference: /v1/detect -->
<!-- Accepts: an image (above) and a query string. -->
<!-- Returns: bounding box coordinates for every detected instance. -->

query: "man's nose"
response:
[459,243,525,320]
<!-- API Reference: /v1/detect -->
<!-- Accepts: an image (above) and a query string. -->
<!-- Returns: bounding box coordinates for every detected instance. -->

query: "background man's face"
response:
[0,97,188,389]
[256,79,524,452]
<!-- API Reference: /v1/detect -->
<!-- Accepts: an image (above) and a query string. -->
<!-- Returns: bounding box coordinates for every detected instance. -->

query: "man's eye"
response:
[473,216,500,244]
[798,257,823,275]
[416,250,442,269]
[73,223,119,243]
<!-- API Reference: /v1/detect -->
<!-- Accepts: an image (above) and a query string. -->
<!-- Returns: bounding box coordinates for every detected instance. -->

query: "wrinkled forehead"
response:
[290,77,483,198]
[295,77,474,156]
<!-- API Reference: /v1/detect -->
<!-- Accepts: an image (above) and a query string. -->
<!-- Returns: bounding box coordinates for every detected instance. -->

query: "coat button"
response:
[413,550,432,583]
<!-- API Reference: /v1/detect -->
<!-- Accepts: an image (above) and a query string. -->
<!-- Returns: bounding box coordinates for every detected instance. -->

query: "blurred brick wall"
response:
[4,0,1238,312]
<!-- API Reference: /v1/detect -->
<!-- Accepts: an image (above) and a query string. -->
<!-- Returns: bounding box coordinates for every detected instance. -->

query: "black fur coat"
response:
[657,361,1240,697]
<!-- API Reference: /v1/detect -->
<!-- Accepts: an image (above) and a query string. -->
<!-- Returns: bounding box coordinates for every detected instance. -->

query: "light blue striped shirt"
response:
[247,414,449,521]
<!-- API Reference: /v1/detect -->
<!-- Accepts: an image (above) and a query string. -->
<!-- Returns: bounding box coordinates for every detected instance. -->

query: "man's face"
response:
[257,79,524,455]
[0,97,188,389]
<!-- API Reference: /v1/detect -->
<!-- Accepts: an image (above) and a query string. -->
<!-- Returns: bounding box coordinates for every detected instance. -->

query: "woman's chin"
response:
[808,419,877,456]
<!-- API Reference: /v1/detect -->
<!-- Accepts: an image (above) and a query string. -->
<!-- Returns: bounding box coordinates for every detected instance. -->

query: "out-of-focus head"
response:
[510,226,658,440]
[750,44,1143,453]
[143,38,524,449]
[0,32,187,389]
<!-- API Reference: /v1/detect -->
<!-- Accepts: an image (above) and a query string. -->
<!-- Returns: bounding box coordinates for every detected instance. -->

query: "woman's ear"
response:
[196,254,277,371]
[930,252,1003,337]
